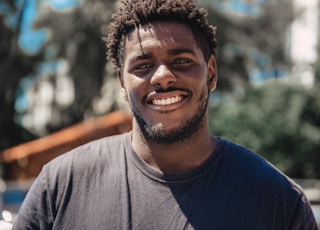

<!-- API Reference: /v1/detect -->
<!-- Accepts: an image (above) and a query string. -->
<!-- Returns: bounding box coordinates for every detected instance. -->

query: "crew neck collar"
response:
[125,132,226,183]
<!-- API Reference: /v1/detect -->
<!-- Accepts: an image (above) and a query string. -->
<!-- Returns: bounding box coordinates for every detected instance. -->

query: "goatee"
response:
[131,86,210,145]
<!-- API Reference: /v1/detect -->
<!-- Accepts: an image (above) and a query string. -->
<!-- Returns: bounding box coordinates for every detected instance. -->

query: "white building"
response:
[290,0,319,87]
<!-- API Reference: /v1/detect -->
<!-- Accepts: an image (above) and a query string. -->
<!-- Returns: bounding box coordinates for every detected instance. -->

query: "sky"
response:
[0,0,81,54]
[0,0,81,116]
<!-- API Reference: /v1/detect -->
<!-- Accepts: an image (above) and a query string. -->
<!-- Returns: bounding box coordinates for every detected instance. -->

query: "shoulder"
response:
[218,139,316,223]
[221,139,285,176]
[219,138,304,195]
[42,132,131,178]
[215,139,317,229]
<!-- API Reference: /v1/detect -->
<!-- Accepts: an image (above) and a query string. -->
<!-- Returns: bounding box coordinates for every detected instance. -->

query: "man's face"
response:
[120,21,217,144]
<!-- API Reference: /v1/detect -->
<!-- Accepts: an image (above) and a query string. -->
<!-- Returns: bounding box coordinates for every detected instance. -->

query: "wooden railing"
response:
[0,111,132,180]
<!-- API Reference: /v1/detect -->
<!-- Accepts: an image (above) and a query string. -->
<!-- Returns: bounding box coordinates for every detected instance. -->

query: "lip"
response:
[145,90,190,112]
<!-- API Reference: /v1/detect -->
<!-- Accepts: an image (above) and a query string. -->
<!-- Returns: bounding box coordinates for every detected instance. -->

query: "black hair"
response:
[105,0,217,70]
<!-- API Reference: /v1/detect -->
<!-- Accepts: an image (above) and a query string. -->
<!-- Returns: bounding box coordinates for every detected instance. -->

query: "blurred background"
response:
[0,0,319,227]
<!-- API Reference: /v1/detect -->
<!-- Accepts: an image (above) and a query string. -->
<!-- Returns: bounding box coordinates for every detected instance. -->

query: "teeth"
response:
[152,96,183,105]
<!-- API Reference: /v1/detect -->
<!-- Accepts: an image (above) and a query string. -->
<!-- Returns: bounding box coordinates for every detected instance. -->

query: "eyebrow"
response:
[128,47,197,65]
[168,48,196,56]
[129,53,151,63]
[131,48,195,61]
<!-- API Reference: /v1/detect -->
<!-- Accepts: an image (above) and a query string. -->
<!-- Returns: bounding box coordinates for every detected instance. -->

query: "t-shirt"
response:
[13,132,318,229]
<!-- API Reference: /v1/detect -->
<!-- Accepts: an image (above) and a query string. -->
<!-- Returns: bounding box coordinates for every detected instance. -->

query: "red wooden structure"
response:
[0,111,132,180]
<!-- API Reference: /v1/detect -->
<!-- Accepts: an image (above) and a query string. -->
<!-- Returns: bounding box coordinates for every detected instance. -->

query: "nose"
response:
[150,64,176,89]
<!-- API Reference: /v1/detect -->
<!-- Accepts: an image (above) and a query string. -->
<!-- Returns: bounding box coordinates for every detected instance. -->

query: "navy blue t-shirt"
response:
[13,132,318,229]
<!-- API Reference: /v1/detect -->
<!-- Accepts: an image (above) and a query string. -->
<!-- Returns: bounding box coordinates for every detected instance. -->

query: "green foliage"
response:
[0,0,118,150]
[205,0,294,92]
[209,80,320,179]
[1,0,319,180]
[0,0,296,149]
[0,2,40,150]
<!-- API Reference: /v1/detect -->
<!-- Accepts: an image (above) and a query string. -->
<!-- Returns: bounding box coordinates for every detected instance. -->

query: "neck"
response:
[131,119,217,173]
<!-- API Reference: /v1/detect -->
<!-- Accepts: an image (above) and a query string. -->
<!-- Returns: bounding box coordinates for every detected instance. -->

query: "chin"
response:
[132,88,210,145]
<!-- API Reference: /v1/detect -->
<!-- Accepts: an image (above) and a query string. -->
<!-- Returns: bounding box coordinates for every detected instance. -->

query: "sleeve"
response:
[12,168,54,230]
[289,193,319,230]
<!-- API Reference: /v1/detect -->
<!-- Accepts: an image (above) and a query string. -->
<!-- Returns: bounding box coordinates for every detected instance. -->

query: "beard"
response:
[130,84,211,145]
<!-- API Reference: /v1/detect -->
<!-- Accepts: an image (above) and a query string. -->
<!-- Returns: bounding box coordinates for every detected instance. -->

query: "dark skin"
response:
[118,21,218,173]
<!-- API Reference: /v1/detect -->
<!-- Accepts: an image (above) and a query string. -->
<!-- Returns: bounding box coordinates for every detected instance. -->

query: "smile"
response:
[152,96,183,106]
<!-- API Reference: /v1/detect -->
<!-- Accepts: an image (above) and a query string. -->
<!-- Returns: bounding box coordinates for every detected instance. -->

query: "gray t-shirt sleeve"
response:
[13,133,130,230]
[13,168,53,229]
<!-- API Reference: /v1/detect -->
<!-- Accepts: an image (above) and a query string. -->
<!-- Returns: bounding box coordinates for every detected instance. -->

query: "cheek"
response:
[196,76,211,93]
[123,85,144,108]
[123,76,149,100]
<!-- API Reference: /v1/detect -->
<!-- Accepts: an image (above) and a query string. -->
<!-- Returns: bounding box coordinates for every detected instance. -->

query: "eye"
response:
[172,58,194,69]
[133,63,153,71]
[174,58,190,64]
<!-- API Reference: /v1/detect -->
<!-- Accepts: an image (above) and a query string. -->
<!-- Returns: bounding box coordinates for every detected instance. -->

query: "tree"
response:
[1,0,318,180]
[209,76,320,179]
[205,0,320,179]
[0,0,295,149]
[0,0,119,150]
[31,0,118,132]
[204,0,294,92]
[0,0,40,150]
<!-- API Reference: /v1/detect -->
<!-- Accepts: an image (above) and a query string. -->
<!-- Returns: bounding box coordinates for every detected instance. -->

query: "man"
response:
[14,0,318,229]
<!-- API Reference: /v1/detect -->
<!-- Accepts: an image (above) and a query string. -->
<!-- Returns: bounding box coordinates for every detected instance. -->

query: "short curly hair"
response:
[105,0,217,71]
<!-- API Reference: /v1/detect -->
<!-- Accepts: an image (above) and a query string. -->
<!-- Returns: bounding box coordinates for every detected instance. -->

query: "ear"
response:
[208,55,218,92]
[118,71,128,101]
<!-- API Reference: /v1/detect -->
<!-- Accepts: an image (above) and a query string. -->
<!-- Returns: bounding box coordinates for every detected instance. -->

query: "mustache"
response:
[154,87,191,94]
[142,87,192,102]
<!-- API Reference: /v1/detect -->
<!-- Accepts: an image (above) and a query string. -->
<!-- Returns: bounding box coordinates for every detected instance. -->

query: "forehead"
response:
[124,21,198,54]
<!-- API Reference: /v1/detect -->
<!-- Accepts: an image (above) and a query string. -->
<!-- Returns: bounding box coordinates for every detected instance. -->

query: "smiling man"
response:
[13,0,318,229]
[122,21,218,170]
